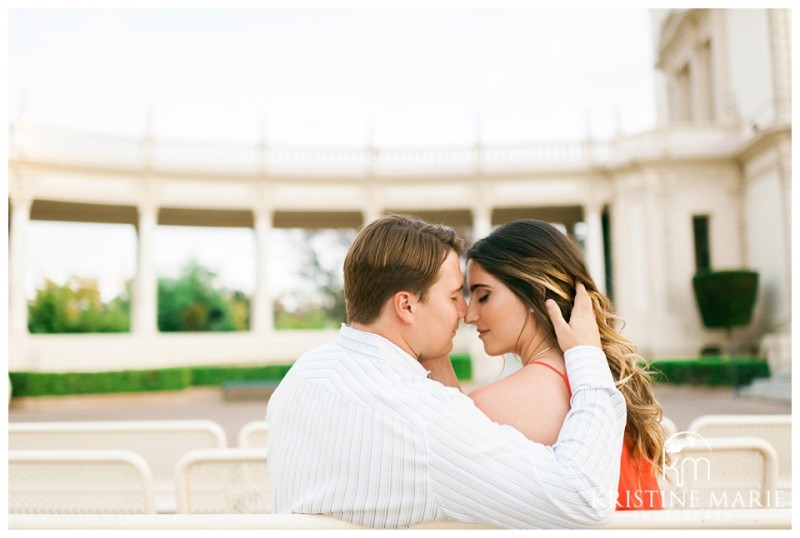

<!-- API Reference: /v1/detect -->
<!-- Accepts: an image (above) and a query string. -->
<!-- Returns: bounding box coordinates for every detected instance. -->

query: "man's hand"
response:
[418,354,461,390]
[546,282,602,351]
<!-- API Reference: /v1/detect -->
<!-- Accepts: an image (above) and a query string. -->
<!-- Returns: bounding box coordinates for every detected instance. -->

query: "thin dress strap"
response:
[526,361,571,393]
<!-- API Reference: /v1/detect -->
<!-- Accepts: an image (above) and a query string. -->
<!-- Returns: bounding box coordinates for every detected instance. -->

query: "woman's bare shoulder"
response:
[468,365,564,402]
[468,365,571,444]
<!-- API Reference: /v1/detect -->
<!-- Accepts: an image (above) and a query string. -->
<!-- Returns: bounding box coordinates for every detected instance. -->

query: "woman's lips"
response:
[477,329,488,339]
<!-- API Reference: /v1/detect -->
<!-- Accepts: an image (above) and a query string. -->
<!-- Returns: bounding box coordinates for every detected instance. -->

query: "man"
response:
[266,214,625,529]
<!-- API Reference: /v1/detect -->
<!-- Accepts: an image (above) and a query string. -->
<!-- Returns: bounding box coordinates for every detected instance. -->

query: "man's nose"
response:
[457,295,468,319]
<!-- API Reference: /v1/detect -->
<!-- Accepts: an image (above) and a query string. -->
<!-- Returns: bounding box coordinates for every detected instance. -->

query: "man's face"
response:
[411,249,467,360]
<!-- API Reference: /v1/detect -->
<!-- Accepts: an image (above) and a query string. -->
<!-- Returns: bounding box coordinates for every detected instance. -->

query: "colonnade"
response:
[7,198,608,337]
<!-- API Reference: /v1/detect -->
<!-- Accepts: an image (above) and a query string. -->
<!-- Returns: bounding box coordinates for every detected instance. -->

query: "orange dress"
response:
[616,437,662,510]
[528,361,663,511]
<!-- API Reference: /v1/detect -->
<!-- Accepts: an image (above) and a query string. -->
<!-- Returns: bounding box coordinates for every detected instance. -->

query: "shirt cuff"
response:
[563,345,615,389]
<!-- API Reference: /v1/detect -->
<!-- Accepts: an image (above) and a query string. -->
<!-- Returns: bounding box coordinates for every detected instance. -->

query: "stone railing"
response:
[11,99,783,177]
[9,122,614,176]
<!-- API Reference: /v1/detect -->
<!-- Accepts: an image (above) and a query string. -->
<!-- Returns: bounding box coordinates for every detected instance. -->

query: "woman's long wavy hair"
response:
[467,219,666,474]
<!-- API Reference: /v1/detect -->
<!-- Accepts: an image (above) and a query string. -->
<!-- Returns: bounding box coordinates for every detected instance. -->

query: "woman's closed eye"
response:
[477,293,490,303]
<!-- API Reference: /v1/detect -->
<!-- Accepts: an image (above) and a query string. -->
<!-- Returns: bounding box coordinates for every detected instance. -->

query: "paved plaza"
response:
[8,383,791,444]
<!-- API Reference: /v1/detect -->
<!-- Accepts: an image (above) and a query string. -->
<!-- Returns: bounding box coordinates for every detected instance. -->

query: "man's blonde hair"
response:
[344,214,464,324]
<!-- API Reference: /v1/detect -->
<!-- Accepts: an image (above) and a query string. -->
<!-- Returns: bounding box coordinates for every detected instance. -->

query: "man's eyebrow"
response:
[469,283,488,293]
[452,284,464,294]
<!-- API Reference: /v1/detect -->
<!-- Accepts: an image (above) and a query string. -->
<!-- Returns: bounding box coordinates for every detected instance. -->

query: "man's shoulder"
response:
[284,345,467,414]
[296,338,347,362]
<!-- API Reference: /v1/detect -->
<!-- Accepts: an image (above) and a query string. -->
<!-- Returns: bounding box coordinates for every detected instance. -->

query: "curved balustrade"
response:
[9,123,620,175]
[10,122,751,177]
[153,138,261,174]
[15,124,144,169]
[268,144,370,174]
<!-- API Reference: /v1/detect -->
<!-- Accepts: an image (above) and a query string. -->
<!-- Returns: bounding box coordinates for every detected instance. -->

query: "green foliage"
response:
[692,270,759,329]
[9,368,191,397]
[645,356,769,386]
[8,352,772,398]
[274,229,353,330]
[297,230,349,325]
[9,364,291,398]
[158,261,248,332]
[28,261,251,334]
[28,278,130,333]
[10,355,472,397]
[227,290,251,331]
[273,302,338,329]
[190,364,293,386]
[451,354,472,381]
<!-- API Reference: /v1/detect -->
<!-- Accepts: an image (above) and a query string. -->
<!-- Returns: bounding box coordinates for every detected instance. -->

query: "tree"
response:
[692,269,759,396]
[273,228,354,329]
[692,269,759,354]
[157,260,245,332]
[297,229,351,325]
[27,262,248,334]
[28,277,130,333]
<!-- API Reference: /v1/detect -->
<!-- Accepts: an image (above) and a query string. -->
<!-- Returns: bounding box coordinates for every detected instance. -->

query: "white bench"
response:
[660,415,678,438]
[688,414,791,504]
[9,450,156,514]
[237,419,269,449]
[9,420,227,512]
[175,448,270,513]
[7,509,792,529]
[660,436,779,509]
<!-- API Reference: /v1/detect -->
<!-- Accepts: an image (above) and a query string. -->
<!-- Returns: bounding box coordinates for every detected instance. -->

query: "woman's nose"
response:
[464,299,478,324]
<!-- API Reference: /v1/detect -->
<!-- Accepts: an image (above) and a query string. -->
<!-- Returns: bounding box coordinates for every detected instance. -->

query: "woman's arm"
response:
[419,354,461,390]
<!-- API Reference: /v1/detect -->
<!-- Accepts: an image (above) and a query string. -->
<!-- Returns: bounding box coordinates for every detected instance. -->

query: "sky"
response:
[6,7,660,301]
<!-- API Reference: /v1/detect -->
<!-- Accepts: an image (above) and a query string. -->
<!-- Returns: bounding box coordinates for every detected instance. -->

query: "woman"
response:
[466,219,664,511]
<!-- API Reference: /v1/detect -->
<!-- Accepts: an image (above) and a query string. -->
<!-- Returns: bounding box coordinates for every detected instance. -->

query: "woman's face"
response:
[465,260,535,357]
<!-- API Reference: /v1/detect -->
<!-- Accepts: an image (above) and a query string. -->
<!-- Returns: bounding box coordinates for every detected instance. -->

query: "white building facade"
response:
[7,9,791,380]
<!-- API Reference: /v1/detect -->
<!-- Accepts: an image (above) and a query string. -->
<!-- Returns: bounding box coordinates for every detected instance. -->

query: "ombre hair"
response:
[467,219,666,474]
[344,214,464,324]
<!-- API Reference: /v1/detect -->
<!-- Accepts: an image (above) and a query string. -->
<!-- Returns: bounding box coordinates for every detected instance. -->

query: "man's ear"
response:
[392,291,416,324]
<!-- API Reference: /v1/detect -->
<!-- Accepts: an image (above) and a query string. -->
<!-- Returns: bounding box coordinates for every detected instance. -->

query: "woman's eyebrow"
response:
[469,283,489,293]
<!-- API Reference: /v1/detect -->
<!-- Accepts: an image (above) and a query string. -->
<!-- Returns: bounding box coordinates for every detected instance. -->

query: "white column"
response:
[471,205,492,241]
[584,202,606,294]
[768,9,791,123]
[362,206,382,225]
[9,196,32,335]
[132,204,158,335]
[362,172,382,225]
[252,208,274,333]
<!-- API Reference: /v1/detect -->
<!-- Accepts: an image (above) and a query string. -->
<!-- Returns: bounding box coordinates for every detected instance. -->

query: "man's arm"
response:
[425,282,626,528]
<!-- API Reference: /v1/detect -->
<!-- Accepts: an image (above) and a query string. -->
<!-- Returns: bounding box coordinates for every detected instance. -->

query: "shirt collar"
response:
[336,323,429,377]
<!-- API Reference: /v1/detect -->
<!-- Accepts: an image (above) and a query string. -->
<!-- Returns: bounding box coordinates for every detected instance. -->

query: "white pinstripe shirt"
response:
[266,324,625,529]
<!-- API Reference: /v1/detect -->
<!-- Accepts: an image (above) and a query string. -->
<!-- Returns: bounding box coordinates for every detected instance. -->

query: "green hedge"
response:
[190,364,293,386]
[9,354,474,398]
[9,368,192,397]
[10,355,765,397]
[692,270,759,329]
[450,354,472,381]
[645,356,770,387]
